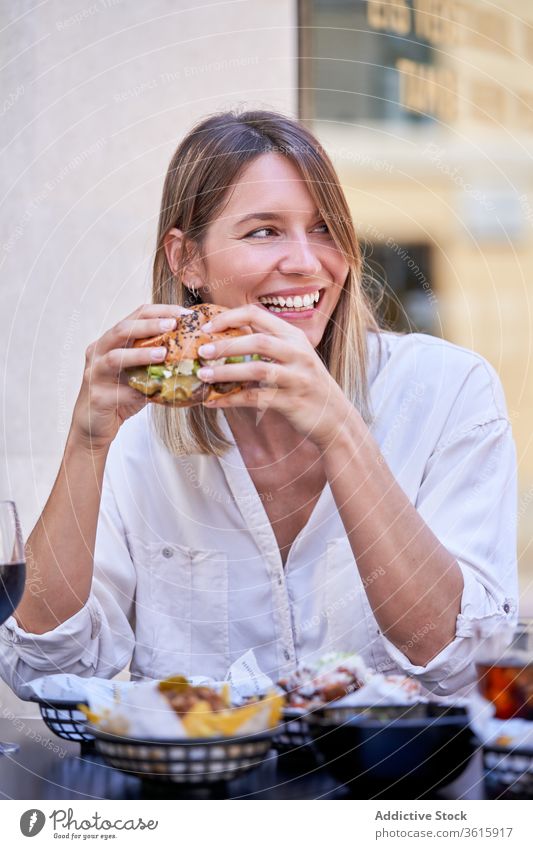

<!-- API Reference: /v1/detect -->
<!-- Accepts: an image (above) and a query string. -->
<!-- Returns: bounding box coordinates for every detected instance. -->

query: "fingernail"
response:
[177,306,193,314]
[198,343,215,357]
[202,321,213,332]
[160,318,176,331]
[150,347,167,360]
[197,367,214,381]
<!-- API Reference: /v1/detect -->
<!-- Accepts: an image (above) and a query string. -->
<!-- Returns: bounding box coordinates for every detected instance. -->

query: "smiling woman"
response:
[0,110,518,700]
[151,112,380,456]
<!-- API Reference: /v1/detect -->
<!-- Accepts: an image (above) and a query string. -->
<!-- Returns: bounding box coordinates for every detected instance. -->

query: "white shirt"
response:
[0,332,518,698]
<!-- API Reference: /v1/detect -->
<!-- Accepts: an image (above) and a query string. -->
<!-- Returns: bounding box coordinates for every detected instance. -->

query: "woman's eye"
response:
[245,227,277,238]
[243,223,329,239]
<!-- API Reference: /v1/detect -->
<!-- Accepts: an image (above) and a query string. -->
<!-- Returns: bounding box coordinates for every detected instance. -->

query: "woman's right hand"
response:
[69,303,193,453]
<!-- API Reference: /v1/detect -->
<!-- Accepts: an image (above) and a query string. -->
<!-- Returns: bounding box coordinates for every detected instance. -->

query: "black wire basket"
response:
[275,710,310,749]
[274,707,318,765]
[483,744,533,799]
[32,698,95,749]
[275,701,433,751]
[312,701,441,725]
[274,703,437,758]
[88,726,276,784]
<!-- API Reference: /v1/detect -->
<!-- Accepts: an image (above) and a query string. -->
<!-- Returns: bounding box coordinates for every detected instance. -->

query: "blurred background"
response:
[1,1,532,710]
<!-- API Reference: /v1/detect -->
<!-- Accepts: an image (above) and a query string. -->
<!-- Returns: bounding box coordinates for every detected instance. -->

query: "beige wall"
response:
[1,0,297,529]
[0,0,296,712]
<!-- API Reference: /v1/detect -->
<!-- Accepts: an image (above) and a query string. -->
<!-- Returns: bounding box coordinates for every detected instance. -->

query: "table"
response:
[0,718,485,800]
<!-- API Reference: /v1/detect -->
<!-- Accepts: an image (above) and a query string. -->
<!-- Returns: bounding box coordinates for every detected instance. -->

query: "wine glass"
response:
[0,500,27,755]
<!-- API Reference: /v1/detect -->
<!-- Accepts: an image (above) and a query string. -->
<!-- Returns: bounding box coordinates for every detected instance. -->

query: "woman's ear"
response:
[163,228,185,276]
[163,228,204,294]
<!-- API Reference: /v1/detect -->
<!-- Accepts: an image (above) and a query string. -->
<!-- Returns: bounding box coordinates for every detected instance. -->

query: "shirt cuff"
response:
[378,561,517,695]
[0,598,102,672]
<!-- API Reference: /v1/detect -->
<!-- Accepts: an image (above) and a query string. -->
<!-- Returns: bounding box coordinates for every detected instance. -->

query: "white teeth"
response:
[259,289,321,307]
[266,304,310,313]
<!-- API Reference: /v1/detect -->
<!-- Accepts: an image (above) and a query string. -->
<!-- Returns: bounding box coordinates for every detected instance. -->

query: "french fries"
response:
[158,677,282,738]
[80,676,282,739]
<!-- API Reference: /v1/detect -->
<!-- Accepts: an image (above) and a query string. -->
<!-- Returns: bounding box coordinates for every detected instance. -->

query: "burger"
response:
[126,303,260,407]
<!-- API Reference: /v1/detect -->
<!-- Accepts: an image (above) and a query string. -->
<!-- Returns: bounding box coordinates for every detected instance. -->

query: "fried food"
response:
[157,677,282,738]
[278,652,371,709]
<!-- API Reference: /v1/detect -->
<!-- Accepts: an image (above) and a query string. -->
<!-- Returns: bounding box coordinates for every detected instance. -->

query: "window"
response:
[363,241,438,334]
[299,1,440,334]
[300,0,434,127]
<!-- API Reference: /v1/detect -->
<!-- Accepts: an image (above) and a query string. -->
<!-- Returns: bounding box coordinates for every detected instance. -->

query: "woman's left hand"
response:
[197,304,354,449]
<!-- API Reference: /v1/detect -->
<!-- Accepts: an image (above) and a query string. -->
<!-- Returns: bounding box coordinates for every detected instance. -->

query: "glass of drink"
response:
[0,500,27,754]
[476,619,533,720]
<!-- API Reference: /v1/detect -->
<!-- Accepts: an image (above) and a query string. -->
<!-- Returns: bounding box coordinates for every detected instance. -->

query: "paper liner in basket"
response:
[81,678,282,740]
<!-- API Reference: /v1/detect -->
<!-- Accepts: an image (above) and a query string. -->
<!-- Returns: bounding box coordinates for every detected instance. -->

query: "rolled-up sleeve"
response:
[0,469,136,698]
[380,412,518,695]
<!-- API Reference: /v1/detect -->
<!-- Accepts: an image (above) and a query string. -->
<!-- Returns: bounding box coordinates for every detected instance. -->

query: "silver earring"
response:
[186,279,199,298]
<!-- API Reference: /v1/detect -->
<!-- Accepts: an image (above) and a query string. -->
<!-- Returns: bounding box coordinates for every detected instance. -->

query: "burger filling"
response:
[127,354,260,402]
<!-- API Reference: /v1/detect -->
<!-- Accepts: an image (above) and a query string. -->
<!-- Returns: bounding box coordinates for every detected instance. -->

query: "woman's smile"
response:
[189,152,349,347]
[256,285,325,318]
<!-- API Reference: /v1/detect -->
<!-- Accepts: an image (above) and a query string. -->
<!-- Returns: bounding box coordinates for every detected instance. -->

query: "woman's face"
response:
[189,153,349,349]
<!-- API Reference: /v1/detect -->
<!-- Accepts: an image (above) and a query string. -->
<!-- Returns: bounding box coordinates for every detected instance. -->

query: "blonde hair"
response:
[151,110,380,456]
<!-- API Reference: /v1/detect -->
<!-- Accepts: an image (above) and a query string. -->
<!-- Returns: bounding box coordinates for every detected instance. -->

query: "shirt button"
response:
[503,603,510,614]
[162,547,174,559]
[277,573,283,586]
[283,649,291,661]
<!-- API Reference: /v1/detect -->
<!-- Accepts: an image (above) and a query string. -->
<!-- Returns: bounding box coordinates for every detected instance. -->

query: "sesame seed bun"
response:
[127,303,252,406]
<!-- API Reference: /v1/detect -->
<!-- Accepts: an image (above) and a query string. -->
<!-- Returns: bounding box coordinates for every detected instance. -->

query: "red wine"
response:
[0,562,26,625]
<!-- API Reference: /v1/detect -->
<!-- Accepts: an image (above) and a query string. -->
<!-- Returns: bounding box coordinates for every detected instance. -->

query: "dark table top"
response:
[0,717,485,800]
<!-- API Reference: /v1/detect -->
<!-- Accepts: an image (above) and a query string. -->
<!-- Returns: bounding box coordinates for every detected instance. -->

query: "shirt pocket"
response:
[325,536,397,674]
[126,534,230,680]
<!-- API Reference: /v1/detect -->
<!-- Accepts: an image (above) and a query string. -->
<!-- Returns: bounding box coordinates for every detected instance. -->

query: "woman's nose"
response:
[277,237,322,276]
